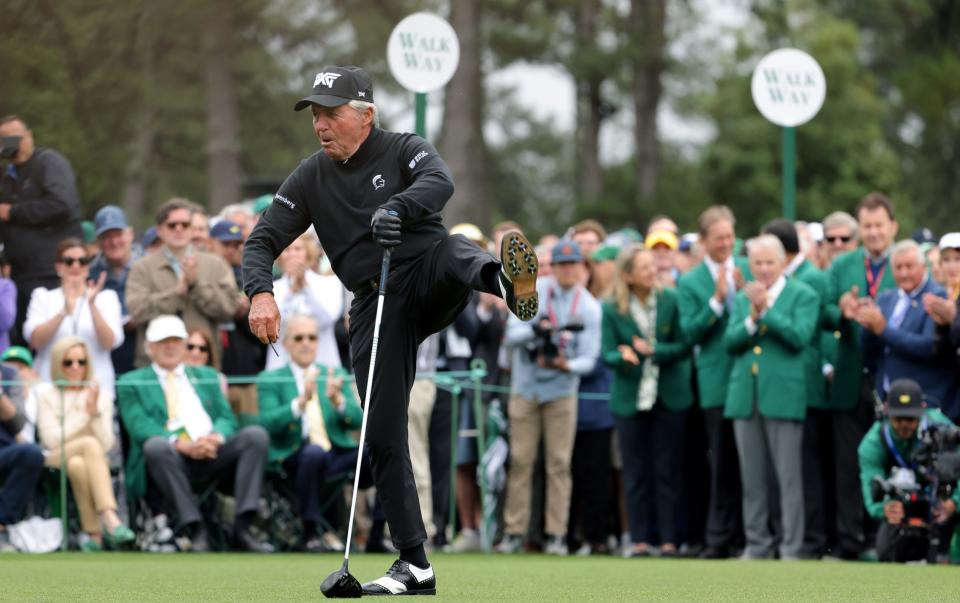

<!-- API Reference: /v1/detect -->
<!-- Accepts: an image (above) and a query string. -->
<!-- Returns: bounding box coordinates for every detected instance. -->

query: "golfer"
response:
[243,65,538,596]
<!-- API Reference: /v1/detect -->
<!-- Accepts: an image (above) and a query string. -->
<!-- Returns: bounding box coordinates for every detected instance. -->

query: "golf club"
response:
[321,248,391,598]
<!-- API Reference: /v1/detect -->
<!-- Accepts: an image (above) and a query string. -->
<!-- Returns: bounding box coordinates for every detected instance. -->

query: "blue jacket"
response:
[576,360,614,431]
[862,277,954,407]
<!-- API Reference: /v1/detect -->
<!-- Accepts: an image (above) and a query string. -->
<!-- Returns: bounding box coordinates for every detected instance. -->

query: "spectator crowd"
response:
[0,113,958,563]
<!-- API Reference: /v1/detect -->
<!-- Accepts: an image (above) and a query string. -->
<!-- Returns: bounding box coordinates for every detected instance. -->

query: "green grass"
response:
[1,552,957,602]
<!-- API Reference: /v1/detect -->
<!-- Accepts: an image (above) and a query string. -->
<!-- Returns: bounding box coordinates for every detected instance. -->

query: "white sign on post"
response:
[751,48,826,127]
[387,12,460,94]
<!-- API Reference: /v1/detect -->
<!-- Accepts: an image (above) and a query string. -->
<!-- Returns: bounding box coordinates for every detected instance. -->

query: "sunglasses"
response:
[292,334,318,343]
[60,256,92,267]
[825,235,853,244]
[164,220,191,230]
[62,358,88,368]
[187,343,210,353]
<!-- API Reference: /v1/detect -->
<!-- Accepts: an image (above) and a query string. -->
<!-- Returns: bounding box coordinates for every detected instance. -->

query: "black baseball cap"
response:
[294,66,374,111]
[885,379,926,418]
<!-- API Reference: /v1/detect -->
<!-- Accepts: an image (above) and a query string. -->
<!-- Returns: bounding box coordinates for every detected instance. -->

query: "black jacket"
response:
[243,127,453,295]
[0,147,82,283]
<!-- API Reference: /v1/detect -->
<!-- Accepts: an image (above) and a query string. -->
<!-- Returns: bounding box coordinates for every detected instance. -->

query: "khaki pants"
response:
[503,393,577,537]
[45,436,117,534]
[407,379,437,540]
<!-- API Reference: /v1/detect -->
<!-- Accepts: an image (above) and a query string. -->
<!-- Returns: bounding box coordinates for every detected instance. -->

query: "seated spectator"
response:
[35,336,134,551]
[859,240,952,408]
[117,315,271,552]
[184,326,228,397]
[256,314,365,552]
[1,346,39,443]
[125,198,239,368]
[724,234,818,560]
[601,245,692,557]
[268,232,343,371]
[858,379,959,562]
[23,238,124,393]
[88,205,142,377]
[0,250,15,355]
[0,362,44,552]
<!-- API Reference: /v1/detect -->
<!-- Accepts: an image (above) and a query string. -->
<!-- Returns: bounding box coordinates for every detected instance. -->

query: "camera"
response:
[871,422,960,561]
[528,320,584,364]
[0,136,21,160]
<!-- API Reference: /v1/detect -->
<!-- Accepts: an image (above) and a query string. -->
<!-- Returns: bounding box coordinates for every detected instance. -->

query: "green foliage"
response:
[699,10,905,236]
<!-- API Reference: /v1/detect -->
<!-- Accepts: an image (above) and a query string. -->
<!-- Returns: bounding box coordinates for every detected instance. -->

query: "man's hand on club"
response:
[371,207,401,248]
[249,292,281,344]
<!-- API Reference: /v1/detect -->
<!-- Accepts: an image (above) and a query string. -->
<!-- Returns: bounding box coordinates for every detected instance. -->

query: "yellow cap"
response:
[645,230,679,251]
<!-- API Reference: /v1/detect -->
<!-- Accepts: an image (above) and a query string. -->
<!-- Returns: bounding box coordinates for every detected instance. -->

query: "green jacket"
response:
[824,248,896,411]
[857,409,960,521]
[792,259,828,409]
[256,365,362,464]
[117,365,237,502]
[600,288,693,417]
[723,278,819,421]
[677,257,752,409]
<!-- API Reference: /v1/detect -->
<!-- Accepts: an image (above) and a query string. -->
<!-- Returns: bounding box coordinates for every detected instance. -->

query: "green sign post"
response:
[751,48,826,221]
[415,92,427,139]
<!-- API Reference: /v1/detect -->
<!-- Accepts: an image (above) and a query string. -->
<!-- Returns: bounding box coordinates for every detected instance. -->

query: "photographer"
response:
[497,240,601,555]
[858,378,960,562]
[0,116,83,347]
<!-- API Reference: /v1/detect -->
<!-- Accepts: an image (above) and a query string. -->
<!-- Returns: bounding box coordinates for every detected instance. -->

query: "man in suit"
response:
[762,219,831,558]
[256,314,365,552]
[822,192,898,558]
[117,315,271,552]
[724,235,819,560]
[858,240,952,408]
[677,205,751,559]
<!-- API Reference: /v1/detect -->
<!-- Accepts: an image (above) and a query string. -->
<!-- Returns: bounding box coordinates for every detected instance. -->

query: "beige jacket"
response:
[125,248,239,367]
[36,385,115,452]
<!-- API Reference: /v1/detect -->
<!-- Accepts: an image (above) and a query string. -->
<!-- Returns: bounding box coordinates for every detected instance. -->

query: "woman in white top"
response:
[36,336,134,550]
[268,232,344,370]
[24,238,124,393]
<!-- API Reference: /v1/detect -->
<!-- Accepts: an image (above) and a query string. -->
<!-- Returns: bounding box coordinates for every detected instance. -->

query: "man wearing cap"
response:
[498,240,601,556]
[0,115,83,348]
[243,65,539,593]
[126,199,239,368]
[117,315,271,552]
[925,233,960,420]
[857,378,959,562]
[210,220,265,420]
[646,230,680,289]
[89,205,143,376]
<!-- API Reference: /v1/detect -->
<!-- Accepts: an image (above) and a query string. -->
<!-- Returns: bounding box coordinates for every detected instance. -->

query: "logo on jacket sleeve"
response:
[372,174,386,190]
[408,150,429,169]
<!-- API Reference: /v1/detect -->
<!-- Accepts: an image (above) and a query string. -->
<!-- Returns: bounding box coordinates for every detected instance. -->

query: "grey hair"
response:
[749,234,786,262]
[349,100,379,128]
[281,314,319,343]
[822,211,859,239]
[891,239,925,264]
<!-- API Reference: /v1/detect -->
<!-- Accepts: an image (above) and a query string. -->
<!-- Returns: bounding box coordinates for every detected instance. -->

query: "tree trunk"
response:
[631,0,666,219]
[121,4,158,228]
[203,0,240,212]
[436,0,490,229]
[576,0,603,206]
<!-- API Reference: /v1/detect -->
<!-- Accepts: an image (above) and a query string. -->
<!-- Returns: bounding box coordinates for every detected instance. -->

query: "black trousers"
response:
[349,235,496,550]
[702,406,744,549]
[616,408,685,545]
[143,426,269,528]
[568,428,613,547]
[282,444,367,524]
[802,407,833,556]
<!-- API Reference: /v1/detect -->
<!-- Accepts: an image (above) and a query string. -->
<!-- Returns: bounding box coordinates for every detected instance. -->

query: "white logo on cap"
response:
[314,72,342,88]
[372,174,385,190]
[358,91,366,98]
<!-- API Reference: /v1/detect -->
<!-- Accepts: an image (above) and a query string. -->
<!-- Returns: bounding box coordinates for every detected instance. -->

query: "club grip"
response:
[378,249,392,295]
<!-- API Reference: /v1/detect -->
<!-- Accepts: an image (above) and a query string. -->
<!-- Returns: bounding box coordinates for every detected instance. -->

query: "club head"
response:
[321,560,362,598]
